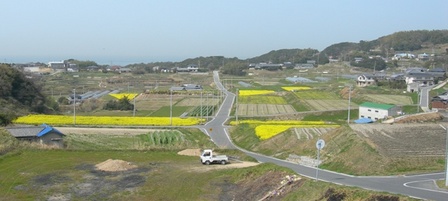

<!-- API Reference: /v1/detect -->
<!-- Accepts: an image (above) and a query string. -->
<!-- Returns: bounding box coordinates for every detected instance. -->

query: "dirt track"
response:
[178,149,260,171]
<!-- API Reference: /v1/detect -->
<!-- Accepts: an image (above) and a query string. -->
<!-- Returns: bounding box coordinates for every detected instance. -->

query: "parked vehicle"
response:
[200,149,228,165]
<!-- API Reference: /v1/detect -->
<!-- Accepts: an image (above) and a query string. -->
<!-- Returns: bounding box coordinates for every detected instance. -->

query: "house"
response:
[48,61,66,72]
[170,84,203,91]
[5,124,65,148]
[294,63,314,69]
[358,102,400,122]
[405,68,435,92]
[431,99,448,110]
[118,67,132,73]
[392,53,415,60]
[417,53,429,61]
[254,63,282,71]
[431,91,448,110]
[356,74,376,87]
[182,84,202,90]
[176,64,199,73]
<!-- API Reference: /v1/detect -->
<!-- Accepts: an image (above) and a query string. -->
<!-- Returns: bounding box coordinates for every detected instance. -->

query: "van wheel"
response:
[221,160,226,165]
[205,161,210,165]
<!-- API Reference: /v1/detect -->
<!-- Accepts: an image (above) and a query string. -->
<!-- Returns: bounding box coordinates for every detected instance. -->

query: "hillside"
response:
[0,64,57,125]
[321,30,448,59]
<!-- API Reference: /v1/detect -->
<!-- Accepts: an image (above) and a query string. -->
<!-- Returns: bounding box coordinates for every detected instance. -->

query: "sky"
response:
[1,0,447,65]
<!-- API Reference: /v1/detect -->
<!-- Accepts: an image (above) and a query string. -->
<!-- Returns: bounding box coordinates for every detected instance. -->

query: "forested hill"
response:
[166,30,448,72]
[0,64,57,125]
[321,30,448,58]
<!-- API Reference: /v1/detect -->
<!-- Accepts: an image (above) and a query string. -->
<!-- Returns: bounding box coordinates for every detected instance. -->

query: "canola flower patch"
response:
[109,93,139,100]
[14,115,201,126]
[238,90,275,96]
[230,120,338,140]
[281,86,311,91]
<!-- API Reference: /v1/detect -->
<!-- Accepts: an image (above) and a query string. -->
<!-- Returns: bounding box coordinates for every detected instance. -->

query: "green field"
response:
[294,90,340,100]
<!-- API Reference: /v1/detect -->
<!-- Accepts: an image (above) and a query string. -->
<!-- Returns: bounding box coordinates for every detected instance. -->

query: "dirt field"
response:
[350,123,447,157]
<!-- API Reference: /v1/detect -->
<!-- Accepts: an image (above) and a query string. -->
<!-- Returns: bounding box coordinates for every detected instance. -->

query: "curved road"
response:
[201,71,448,201]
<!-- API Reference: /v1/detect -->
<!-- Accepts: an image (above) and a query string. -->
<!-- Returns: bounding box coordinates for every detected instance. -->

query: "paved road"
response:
[201,71,448,201]
[419,85,433,112]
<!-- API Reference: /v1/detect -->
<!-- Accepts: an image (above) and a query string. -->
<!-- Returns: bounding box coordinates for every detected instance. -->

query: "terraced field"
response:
[363,94,413,105]
[350,123,446,157]
[305,100,357,111]
[294,90,358,111]
[176,97,220,106]
[293,127,335,140]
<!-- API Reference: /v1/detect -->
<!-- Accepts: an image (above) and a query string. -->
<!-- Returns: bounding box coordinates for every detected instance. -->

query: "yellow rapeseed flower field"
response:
[230,120,338,140]
[238,90,275,96]
[14,115,201,126]
[109,93,139,100]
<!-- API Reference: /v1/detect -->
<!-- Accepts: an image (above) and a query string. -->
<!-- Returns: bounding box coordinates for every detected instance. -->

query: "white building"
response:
[358,102,400,122]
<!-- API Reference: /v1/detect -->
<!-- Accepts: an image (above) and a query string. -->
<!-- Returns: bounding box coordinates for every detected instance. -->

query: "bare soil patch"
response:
[177,148,201,156]
[95,159,138,172]
[217,171,303,201]
[26,163,150,201]
[394,112,443,123]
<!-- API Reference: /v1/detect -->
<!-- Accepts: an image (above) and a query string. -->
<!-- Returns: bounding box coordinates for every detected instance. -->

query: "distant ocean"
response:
[3,56,181,66]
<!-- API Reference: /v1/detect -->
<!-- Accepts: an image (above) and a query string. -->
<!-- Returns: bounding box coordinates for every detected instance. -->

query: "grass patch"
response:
[302,110,358,124]
[65,128,216,151]
[283,92,309,112]
[150,106,191,117]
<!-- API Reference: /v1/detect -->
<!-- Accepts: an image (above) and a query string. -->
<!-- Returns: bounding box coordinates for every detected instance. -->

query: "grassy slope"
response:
[230,123,444,176]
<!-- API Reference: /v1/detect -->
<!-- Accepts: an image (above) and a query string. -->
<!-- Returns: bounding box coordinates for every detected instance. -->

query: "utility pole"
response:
[73,89,76,126]
[170,89,173,126]
[200,91,203,124]
[347,85,351,124]
[235,88,239,123]
[133,96,136,117]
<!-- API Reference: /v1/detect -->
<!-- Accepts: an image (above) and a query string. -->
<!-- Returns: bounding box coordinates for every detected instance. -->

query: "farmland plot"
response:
[239,95,286,104]
[294,90,358,111]
[177,98,220,106]
[135,94,183,110]
[305,100,358,111]
[363,94,413,105]
[237,104,296,116]
[350,124,446,157]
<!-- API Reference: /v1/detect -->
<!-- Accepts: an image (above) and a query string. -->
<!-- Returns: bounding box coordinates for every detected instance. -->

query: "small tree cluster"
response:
[103,96,133,110]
